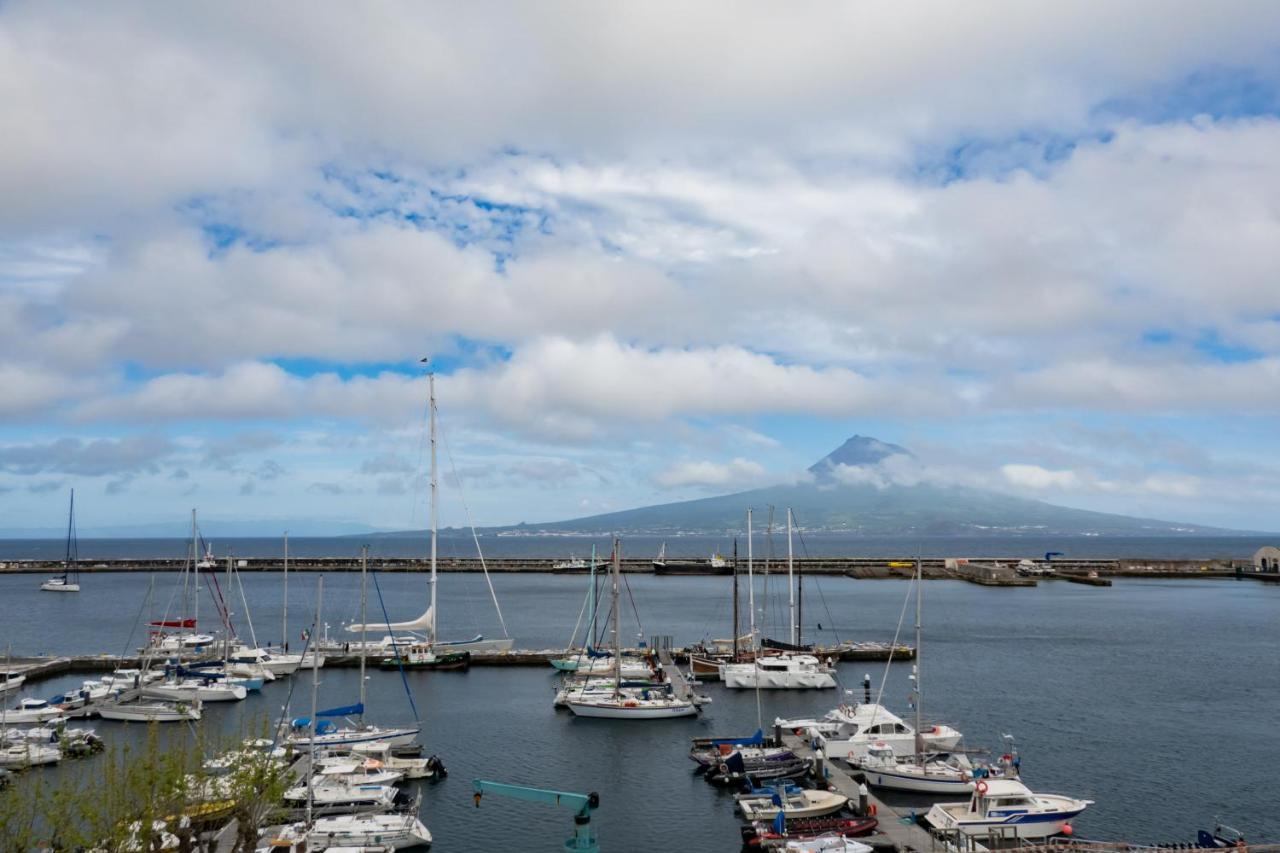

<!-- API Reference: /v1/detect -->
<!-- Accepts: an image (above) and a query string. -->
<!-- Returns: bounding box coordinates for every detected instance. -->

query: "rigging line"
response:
[564,573,592,651]
[792,519,841,644]
[372,570,420,724]
[116,574,155,664]
[234,561,259,649]
[869,570,915,727]
[618,568,646,644]
[269,603,318,748]
[437,417,510,639]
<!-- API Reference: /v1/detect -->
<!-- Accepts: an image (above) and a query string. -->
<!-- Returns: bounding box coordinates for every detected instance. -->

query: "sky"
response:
[2,2,1280,534]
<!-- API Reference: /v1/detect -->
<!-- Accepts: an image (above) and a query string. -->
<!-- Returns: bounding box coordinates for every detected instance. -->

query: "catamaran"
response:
[347,366,510,665]
[722,509,836,690]
[40,489,80,593]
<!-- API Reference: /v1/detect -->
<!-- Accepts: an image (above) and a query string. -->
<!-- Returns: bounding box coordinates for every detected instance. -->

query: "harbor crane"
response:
[472,779,601,852]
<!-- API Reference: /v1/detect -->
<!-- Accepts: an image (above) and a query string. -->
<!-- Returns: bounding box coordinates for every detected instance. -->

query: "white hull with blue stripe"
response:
[924,778,1091,839]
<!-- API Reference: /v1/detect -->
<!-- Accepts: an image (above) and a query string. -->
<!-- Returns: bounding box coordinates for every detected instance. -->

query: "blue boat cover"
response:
[317,702,364,717]
[772,812,786,834]
[584,646,610,659]
[711,728,765,747]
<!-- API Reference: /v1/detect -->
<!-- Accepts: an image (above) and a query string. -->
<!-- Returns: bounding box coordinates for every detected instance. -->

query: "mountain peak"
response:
[809,435,912,475]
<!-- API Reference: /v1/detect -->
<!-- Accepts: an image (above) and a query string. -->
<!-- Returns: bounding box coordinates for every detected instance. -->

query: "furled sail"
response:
[345,605,433,634]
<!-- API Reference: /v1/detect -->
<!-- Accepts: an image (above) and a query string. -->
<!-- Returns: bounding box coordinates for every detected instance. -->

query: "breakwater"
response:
[0,554,1262,576]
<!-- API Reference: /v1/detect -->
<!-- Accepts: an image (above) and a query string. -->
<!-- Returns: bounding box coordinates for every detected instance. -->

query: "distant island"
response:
[372,436,1253,539]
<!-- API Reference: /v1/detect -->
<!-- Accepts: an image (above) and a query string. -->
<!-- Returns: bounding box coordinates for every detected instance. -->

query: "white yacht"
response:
[851,741,978,795]
[722,653,837,690]
[263,813,432,851]
[781,703,963,759]
[924,777,1091,839]
[230,645,303,676]
[1,697,67,724]
[281,778,399,815]
[97,699,202,722]
[0,674,25,696]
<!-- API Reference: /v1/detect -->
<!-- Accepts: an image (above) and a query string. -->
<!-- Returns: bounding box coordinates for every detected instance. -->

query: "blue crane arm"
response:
[472,780,599,817]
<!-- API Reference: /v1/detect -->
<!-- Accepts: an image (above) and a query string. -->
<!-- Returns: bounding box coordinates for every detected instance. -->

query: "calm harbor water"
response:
[2,571,1278,850]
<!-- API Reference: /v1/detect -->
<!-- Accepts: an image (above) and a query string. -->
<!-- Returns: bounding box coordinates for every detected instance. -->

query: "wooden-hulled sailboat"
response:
[39,490,80,592]
[566,539,698,720]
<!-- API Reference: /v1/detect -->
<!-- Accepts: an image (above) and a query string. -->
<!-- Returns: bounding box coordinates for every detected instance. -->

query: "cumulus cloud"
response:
[0,436,176,476]
[655,457,766,489]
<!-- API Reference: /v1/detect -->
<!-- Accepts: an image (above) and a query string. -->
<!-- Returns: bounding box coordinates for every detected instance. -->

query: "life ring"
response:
[975,780,989,796]
[718,762,730,775]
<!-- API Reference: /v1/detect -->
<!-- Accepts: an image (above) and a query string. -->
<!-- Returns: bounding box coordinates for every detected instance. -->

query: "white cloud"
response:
[655,457,766,489]
[1001,464,1082,490]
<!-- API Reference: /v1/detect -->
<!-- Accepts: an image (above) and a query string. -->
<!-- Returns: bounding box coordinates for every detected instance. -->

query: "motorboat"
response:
[231,646,302,676]
[97,699,202,722]
[689,729,794,769]
[349,741,443,780]
[704,749,811,785]
[722,654,837,690]
[736,785,848,821]
[3,723,103,755]
[782,703,963,759]
[264,812,432,851]
[0,674,25,696]
[2,697,68,724]
[313,756,406,786]
[282,778,400,815]
[378,643,469,670]
[923,777,1091,839]
[774,837,874,853]
[0,742,62,768]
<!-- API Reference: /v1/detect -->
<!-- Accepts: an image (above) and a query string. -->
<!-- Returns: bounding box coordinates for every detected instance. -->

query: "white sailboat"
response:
[722,509,836,690]
[347,364,512,658]
[40,489,80,593]
[283,572,420,752]
[566,539,698,720]
[848,558,974,794]
[97,700,202,723]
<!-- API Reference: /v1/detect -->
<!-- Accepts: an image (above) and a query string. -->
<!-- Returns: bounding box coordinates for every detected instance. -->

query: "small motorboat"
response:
[1,697,68,724]
[281,778,400,816]
[1197,822,1250,849]
[923,777,1091,839]
[781,702,963,759]
[736,784,848,821]
[705,749,810,786]
[743,815,878,847]
[0,741,62,769]
[313,757,405,786]
[349,741,444,780]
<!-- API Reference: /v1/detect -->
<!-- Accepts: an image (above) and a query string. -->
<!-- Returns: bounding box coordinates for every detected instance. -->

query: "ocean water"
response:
[0,533,1274,562]
[2,571,1277,851]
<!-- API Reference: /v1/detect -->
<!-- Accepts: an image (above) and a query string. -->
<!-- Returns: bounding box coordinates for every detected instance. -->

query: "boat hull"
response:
[856,763,975,795]
[40,580,80,592]
[287,725,421,752]
[566,699,697,719]
[722,665,836,690]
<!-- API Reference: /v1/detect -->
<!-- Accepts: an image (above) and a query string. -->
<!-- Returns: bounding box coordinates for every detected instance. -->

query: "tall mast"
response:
[587,544,597,649]
[746,509,755,652]
[611,538,621,697]
[913,556,924,760]
[64,488,75,572]
[787,508,796,647]
[224,555,233,660]
[731,538,739,661]
[282,531,289,651]
[191,509,199,629]
[359,545,368,719]
[428,368,438,644]
[307,576,322,829]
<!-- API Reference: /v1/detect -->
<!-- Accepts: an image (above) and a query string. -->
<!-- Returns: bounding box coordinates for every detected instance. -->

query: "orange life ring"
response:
[975,780,989,796]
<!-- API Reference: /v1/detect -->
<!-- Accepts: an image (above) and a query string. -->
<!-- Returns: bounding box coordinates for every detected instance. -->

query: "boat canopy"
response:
[761,637,813,652]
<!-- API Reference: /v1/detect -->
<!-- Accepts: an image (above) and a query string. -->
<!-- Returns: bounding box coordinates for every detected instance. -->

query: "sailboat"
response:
[722,509,836,690]
[284,555,420,752]
[146,511,216,651]
[847,558,977,794]
[551,546,654,678]
[566,539,699,720]
[348,363,511,664]
[40,490,80,592]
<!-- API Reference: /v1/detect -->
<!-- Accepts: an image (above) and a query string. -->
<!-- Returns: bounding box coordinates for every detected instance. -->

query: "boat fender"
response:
[975,780,988,796]
[718,763,730,776]
[848,751,857,762]
[868,804,877,816]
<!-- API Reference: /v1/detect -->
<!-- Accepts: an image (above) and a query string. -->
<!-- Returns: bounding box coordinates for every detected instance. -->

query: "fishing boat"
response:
[97,699,202,722]
[736,784,848,821]
[348,368,512,660]
[566,539,699,720]
[40,489,81,592]
[923,777,1091,839]
[652,541,734,575]
[551,556,589,572]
